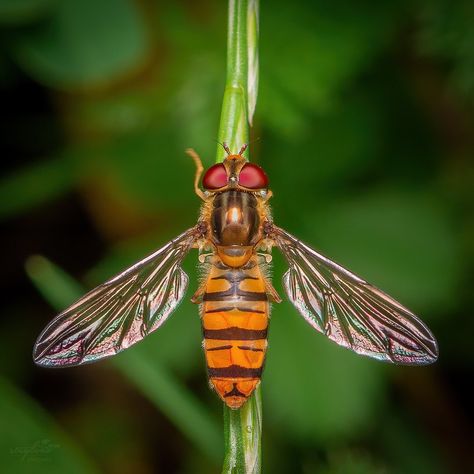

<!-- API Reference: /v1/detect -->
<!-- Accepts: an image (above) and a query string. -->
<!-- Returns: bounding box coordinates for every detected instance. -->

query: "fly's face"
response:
[201,143,269,196]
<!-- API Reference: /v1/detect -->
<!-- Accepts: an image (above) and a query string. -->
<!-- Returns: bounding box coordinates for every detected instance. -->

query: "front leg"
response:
[186,148,207,202]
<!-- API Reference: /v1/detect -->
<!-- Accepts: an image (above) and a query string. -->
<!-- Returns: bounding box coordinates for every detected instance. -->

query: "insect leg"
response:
[190,283,206,304]
[256,252,272,263]
[256,252,282,303]
[263,274,282,303]
[186,148,207,201]
[262,190,273,202]
[190,258,211,304]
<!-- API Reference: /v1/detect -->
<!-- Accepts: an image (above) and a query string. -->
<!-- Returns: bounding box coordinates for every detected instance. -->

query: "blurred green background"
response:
[1,0,473,473]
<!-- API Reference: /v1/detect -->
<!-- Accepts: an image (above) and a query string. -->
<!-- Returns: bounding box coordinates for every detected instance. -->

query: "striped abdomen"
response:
[202,258,268,409]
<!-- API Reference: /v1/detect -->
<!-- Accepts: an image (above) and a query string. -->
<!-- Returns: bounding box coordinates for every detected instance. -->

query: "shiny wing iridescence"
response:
[272,226,438,365]
[34,228,198,367]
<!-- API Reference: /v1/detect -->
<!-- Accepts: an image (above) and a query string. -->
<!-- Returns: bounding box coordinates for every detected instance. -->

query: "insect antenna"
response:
[214,139,231,155]
[238,143,248,155]
[221,142,232,155]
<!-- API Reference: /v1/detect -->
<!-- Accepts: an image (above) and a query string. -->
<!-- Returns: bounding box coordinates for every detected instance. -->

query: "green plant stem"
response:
[218,1,262,473]
[223,386,262,473]
[217,0,250,162]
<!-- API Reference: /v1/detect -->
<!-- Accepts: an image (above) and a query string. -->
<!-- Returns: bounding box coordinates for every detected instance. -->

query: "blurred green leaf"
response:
[307,190,460,314]
[0,376,99,474]
[115,351,221,462]
[0,0,56,25]
[382,414,447,474]
[263,94,381,202]
[265,298,385,442]
[259,1,400,138]
[419,0,474,98]
[102,128,197,208]
[0,156,76,220]
[26,255,83,308]
[320,450,385,474]
[11,0,149,88]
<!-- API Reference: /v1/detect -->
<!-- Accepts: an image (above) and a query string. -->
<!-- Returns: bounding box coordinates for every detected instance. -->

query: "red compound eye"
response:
[202,164,228,189]
[238,163,269,189]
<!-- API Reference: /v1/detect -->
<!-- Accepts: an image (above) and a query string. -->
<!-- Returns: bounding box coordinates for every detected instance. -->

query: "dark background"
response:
[1,1,473,473]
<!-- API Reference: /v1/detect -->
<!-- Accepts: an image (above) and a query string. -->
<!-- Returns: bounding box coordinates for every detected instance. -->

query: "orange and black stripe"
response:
[201,258,268,409]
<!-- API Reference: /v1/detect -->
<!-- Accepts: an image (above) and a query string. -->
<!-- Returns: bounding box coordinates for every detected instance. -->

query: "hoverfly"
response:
[34,144,438,409]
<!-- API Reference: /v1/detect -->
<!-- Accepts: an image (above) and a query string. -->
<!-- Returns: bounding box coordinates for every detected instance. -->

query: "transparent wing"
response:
[271,225,438,365]
[34,227,199,367]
